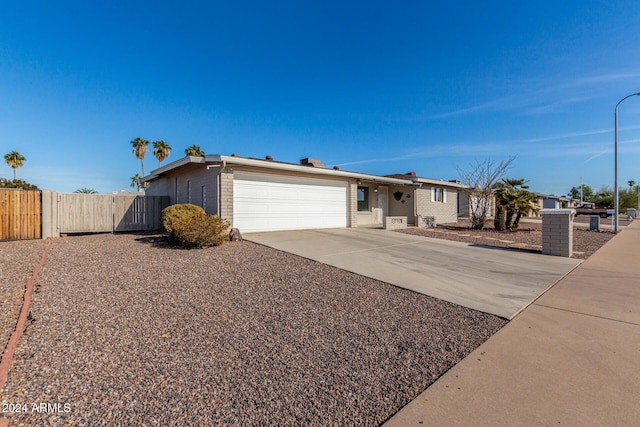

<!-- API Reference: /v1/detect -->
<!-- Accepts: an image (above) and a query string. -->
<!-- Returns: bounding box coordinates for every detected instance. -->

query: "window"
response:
[201,186,206,210]
[187,180,191,204]
[357,186,370,211]
[432,187,446,203]
[434,188,443,202]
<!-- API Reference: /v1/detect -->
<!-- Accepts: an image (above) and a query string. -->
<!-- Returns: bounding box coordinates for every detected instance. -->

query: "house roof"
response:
[539,194,573,201]
[385,172,468,189]
[143,154,464,188]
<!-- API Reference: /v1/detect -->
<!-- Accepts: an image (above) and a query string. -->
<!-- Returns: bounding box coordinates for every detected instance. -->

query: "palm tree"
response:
[131,173,143,191]
[184,144,205,157]
[494,178,538,231]
[153,140,172,167]
[4,151,26,180]
[74,188,97,194]
[131,137,150,177]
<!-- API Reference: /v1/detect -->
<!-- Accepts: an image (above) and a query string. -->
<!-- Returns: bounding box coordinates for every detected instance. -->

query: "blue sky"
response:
[1,1,640,195]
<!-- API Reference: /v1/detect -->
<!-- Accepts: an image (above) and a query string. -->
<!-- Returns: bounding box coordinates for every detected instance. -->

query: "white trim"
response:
[414,177,468,189]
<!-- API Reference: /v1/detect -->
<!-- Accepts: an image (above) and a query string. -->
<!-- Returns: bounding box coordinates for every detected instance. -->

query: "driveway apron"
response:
[245,228,580,319]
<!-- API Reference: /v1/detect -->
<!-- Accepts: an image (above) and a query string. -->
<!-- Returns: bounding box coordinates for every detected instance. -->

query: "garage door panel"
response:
[233,172,348,232]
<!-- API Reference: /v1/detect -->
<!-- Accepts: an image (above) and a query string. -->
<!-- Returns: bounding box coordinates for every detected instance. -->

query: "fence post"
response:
[41,190,60,238]
[41,190,51,238]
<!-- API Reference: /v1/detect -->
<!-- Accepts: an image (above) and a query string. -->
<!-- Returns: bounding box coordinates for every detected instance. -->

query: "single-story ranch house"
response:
[143,154,467,233]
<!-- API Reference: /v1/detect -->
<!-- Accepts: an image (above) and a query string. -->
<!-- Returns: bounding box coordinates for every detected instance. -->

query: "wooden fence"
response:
[1,191,169,240]
[50,193,169,235]
[0,189,41,240]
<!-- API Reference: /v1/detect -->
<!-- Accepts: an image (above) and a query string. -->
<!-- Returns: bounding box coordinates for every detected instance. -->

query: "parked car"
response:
[574,203,615,218]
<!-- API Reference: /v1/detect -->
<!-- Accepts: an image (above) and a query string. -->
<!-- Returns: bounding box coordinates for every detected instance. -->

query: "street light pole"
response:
[614,92,640,232]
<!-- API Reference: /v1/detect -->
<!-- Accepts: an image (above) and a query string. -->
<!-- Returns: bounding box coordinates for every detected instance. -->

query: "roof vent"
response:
[333,165,340,170]
[300,157,327,168]
[265,155,273,161]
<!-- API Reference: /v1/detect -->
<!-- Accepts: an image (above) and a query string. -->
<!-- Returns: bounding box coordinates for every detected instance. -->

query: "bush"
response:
[170,214,230,248]
[0,178,38,190]
[161,204,230,248]
[161,204,206,234]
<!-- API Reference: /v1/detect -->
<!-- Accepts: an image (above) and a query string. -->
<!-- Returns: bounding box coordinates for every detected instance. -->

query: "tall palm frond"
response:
[184,144,205,157]
[153,140,172,167]
[130,137,150,176]
[4,151,26,180]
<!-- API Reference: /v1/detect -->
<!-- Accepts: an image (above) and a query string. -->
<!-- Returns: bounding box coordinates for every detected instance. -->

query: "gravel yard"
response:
[1,234,506,426]
[0,240,47,358]
[398,219,616,259]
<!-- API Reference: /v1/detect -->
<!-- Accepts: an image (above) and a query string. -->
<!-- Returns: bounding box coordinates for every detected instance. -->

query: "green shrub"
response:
[161,204,206,234]
[170,213,230,249]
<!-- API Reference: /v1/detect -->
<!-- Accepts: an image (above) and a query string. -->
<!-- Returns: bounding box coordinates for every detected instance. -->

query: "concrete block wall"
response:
[219,169,234,223]
[541,209,575,257]
[348,181,358,227]
[415,187,458,224]
[383,216,408,230]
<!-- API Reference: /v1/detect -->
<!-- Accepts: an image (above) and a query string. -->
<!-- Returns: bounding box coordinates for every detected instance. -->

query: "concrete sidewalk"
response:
[384,220,640,426]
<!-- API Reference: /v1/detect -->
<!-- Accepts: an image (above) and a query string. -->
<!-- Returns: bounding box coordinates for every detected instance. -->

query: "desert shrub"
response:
[170,213,230,249]
[161,204,206,234]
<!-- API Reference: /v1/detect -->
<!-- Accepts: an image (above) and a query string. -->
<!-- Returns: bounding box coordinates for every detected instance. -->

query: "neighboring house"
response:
[541,194,576,209]
[143,154,466,233]
[458,192,495,219]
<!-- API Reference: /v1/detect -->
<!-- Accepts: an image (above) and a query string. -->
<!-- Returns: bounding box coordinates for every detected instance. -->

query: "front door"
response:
[378,186,389,222]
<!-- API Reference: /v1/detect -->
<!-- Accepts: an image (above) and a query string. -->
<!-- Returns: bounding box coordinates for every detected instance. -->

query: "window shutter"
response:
[431,187,435,202]
[443,188,447,203]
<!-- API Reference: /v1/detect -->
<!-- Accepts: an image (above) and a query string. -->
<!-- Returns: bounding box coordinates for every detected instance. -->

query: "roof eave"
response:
[142,156,206,182]
[413,177,469,189]
[217,155,412,185]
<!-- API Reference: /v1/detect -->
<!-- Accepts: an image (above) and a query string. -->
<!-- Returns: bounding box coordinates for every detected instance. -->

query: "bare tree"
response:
[457,156,515,229]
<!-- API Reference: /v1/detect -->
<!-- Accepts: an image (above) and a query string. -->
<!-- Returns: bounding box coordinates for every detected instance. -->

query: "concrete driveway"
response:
[245,228,581,319]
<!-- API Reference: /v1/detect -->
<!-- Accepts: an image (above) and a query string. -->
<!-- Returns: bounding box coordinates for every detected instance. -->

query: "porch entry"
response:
[378,186,389,222]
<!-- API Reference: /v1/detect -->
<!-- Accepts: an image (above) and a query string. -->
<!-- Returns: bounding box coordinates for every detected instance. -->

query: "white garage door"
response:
[233,172,348,232]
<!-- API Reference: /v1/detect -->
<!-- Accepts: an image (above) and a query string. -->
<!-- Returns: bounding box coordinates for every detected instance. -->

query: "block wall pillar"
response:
[540,209,575,257]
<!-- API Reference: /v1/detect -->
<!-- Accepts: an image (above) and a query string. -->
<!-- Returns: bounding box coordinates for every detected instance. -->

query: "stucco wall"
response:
[356,183,384,225]
[388,185,415,224]
[144,164,219,215]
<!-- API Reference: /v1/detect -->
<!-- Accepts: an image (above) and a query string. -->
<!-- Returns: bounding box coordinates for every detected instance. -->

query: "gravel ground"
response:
[2,234,506,426]
[397,219,616,259]
[0,239,47,359]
